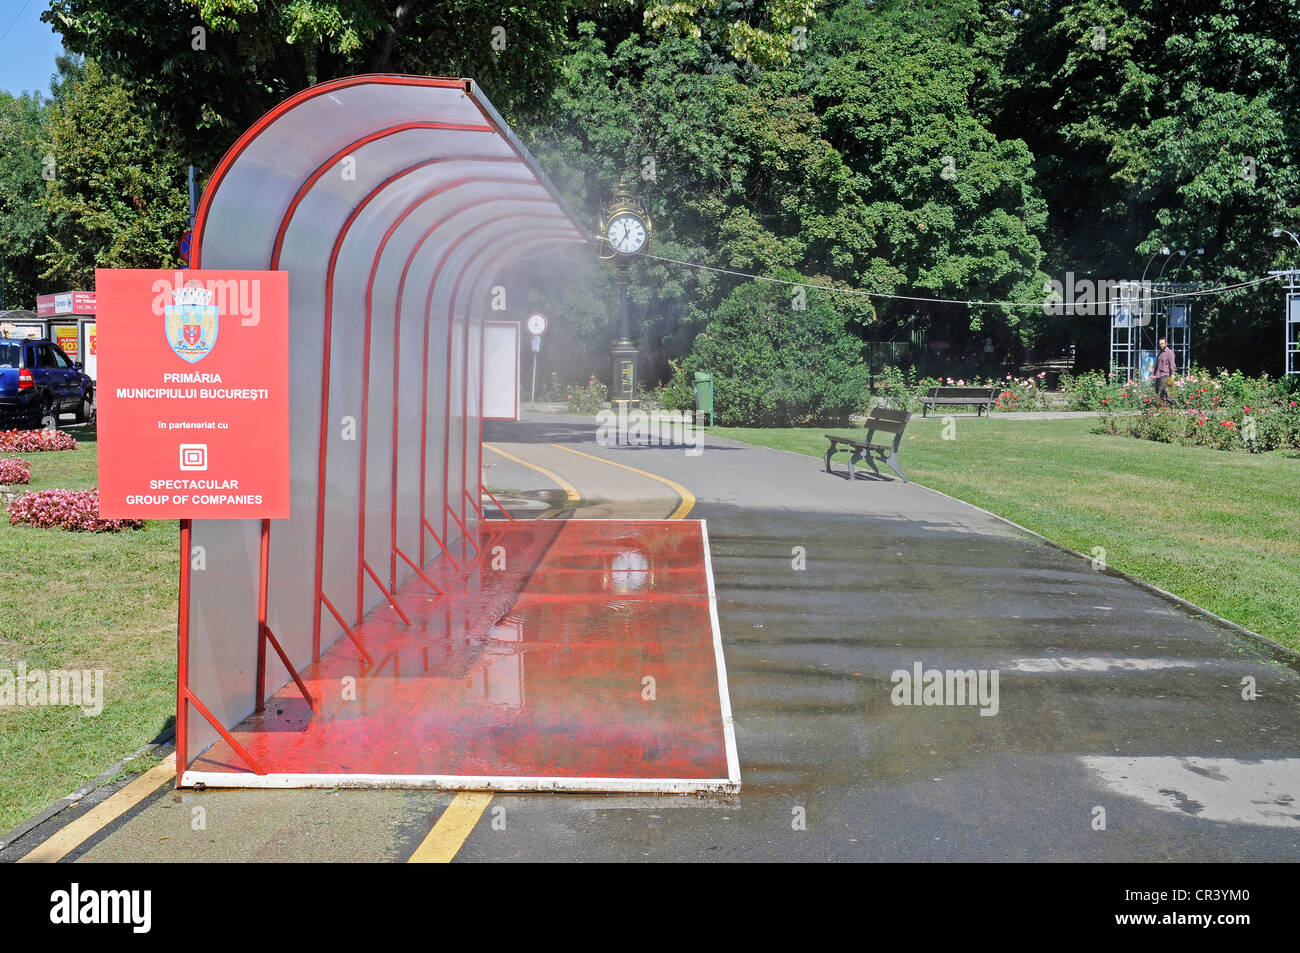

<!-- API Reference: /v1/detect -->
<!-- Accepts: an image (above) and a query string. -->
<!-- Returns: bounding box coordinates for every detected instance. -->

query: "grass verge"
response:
[0,422,177,834]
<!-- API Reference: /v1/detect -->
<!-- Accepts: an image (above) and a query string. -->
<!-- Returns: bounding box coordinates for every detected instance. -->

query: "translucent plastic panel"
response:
[182,76,590,773]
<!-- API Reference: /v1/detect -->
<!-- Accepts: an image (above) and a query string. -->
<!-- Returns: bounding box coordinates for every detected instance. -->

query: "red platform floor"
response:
[183,519,740,794]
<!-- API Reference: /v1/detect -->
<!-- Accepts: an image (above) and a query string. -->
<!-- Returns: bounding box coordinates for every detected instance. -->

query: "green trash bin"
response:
[693,372,714,427]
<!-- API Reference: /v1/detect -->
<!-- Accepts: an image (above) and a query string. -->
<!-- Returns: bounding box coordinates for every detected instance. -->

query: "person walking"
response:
[1154,338,1176,402]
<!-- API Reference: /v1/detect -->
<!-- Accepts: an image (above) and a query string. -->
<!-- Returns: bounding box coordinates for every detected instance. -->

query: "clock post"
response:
[600,189,650,409]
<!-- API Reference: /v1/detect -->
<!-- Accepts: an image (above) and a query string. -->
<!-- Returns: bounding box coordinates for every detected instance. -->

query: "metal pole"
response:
[618,280,630,342]
[188,165,197,227]
[531,351,537,410]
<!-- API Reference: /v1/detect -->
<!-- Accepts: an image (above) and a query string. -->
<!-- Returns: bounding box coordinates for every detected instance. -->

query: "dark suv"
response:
[0,338,95,429]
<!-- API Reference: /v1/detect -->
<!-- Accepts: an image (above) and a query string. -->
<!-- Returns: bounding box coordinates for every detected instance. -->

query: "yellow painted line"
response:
[407,791,494,863]
[18,754,176,863]
[484,442,581,506]
[410,443,696,862]
[548,443,695,519]
[409,449,580,863]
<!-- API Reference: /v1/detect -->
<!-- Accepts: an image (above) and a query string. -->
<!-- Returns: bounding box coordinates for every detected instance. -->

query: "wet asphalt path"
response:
[455,413,1300,861]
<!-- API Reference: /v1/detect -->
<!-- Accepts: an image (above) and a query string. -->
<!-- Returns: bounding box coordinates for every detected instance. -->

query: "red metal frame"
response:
[177,519,266,776]
[434,220,577,546]
[356,178,541,622]
[179,74,590,781]
[421,215,572,550]
[394,546,445,595]
[449,231,581,537]
[480,484,515,521]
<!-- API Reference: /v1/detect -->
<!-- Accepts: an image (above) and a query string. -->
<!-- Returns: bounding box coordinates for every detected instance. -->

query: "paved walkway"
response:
[459,412,1300,861]
[6,410,1298,862]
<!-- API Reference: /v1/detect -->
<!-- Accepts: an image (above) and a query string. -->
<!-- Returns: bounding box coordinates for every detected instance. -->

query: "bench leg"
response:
[884,451,907,484]
[859,451,880,480]
[922,405,930,418]
[824,445,835,474]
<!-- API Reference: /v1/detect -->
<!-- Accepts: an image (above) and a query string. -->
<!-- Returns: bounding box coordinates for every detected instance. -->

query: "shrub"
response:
[666,279,872,427]
[7,488,144,532]
[565,377,608,415]
[0,429,78,452]
[872,365,919,412]
[0,457,32,485]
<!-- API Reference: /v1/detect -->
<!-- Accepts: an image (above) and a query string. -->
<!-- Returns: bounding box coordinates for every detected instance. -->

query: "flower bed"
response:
[7,488,145,532]
[0,429,78,452]
[0,457,32,485]
[1091,369,1300,451]
[875,369,1054,412]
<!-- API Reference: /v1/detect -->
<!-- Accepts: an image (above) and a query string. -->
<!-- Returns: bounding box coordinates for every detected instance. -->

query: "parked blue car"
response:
[0,338,95,429]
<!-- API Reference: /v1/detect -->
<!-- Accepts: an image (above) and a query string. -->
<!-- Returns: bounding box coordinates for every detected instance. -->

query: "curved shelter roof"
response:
[181,76,591,775]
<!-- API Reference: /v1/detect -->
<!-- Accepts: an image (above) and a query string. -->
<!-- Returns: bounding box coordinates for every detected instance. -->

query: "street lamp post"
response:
[1273,227,1300,250]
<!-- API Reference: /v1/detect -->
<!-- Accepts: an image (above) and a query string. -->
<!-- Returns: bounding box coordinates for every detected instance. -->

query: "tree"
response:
[813,9,1049,352]
[997,0,1300,372]
[44,0,576,169]
[0,91,51,308]
[39,60,190,287]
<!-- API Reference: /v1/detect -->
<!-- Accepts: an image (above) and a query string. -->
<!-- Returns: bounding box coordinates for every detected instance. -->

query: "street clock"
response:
[600,190,651,260]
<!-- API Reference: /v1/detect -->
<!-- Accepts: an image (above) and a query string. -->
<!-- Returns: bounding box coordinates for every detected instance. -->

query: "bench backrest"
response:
[925,386,1000,399]
[864,407,911,440]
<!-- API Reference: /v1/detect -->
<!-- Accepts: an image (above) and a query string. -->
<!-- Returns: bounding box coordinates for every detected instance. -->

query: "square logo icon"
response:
[179,444,208,471]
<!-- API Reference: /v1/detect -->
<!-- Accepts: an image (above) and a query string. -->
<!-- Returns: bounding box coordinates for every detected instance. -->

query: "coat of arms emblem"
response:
[165,283,218,363]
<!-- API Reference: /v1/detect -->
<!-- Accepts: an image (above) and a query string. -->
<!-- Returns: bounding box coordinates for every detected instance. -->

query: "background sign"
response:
[53,324,79,360]
[83,322,97,379]
[95,269,289,518]
[36,291,97,317]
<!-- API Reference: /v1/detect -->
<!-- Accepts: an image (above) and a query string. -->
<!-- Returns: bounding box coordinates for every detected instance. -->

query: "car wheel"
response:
[75,391,94,423]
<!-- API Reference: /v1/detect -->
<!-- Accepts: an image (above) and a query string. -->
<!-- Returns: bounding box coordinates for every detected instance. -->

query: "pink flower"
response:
[0,457,31,484]
[0,429,78,453]
[7,488,144,533]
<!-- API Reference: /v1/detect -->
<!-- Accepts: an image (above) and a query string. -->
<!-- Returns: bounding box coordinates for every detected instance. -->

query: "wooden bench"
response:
[824,408,912,483]
[918,385,1000,417]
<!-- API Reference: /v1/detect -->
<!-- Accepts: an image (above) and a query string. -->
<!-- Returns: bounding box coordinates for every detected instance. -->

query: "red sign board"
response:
[95,269,289,519]
[36,291,97,317]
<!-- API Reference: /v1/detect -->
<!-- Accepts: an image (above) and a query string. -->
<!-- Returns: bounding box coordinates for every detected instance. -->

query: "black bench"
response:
[918,385,1000,417]
[824,408,912,483]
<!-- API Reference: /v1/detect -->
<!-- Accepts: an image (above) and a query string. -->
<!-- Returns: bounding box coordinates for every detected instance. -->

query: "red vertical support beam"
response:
[176,519,191,784]
[461,278,473,540]
[255,518,270,711]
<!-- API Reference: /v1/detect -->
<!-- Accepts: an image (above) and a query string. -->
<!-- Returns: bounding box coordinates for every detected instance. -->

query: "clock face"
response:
[606,213,647,255]
[527,313,547,335]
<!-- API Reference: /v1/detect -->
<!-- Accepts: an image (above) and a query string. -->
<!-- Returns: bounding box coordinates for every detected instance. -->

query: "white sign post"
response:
[527,313,547,410]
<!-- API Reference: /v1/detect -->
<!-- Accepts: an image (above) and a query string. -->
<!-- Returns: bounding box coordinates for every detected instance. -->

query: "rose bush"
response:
[566,377,609,415]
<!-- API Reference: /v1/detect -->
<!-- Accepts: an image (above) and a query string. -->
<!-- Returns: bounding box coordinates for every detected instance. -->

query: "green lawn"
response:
[0,422,177,835]
[717,417,1300,654]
